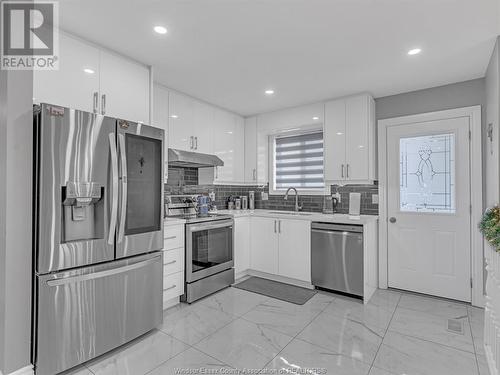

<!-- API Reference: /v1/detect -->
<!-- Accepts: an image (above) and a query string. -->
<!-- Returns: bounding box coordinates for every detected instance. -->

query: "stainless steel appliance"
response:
[311,222,363,297]
[165,195,234,303]
[33,104,164,375]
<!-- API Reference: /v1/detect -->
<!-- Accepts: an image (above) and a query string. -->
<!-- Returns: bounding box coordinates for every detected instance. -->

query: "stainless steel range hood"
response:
[168,148,224,168]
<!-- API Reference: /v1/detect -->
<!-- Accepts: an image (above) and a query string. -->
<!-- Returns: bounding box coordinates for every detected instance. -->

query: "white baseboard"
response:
[6,365,33,375]
[162,296,180,311]
[486,344,499,375]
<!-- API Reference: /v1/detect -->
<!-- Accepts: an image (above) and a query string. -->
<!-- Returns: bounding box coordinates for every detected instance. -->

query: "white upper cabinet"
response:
[210,108,245,184]
[244,116,258,184]
[192,100,213,154]
[168,91,194,151]
[99,50,150,123]
[153,84,169,181]
[324,94,376,184]
[34,32,100,113]
[33,32,151,123]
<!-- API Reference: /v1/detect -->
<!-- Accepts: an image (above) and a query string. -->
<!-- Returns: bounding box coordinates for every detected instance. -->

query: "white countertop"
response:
[216,209,378,225]
[163,217,186,225]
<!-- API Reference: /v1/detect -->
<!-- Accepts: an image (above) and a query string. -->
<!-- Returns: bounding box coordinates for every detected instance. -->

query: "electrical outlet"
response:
[261,192,269,201]
[372,194,379,204]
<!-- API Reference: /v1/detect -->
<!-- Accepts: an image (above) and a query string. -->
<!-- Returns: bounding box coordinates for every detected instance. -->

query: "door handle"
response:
[274,220,277,233]
[215,166,219,179]
[389,217,397,223]
[164,284,177,291]
[253,168,256,181]
[46,255,160,286]
[108,133,118,245]
[93,92,98,113]
[118,133,128,243]
[101,94,106,115]
[278,220,281,234]
[164,260,177,265]
[346,164,350,179]
[164,235,177,240]
[195,137,198,150]
[190,136,194,149]
[341,164,345,178]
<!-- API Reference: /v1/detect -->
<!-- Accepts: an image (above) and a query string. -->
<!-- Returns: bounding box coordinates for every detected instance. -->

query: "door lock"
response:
[389,217,397,223]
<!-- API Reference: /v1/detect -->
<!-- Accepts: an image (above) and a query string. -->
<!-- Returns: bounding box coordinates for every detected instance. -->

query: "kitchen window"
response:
[270,130,325,194]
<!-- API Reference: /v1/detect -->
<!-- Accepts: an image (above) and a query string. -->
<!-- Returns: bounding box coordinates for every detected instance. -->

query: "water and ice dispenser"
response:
[62,181,104,242]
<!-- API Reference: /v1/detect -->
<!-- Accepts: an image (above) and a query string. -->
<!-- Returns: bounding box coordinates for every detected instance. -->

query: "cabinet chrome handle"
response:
[253,169,256,181]
[189,136,194,149]
[278,220,281,234]
[195,136,198,150]
[341,164,345,178]
[93,92,98,113]
[165,235,177,240]
[215,166,219,179]
[346,164,350,178]
[164,260,177,265]
[101,94,106,115]
[274,220,277,233]
[164,284,177,291]
[389,217,397,223]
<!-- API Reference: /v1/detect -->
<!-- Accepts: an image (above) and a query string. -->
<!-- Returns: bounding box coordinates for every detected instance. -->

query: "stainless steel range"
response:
[165,195,234,303]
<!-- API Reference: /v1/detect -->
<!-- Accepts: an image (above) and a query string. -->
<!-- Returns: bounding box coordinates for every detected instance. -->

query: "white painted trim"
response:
[6,365,33,375]
[377,106,484,306]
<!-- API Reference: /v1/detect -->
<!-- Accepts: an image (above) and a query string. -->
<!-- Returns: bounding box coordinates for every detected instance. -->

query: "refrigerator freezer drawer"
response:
[35,252,163,375]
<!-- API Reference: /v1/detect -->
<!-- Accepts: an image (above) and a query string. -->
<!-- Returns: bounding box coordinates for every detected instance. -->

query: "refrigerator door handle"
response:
[108,133,119,245]
[45,256,160,287]
[118,133,128,243]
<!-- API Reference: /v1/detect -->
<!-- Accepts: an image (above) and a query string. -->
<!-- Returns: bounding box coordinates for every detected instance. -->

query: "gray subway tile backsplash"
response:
[164,166,378,215]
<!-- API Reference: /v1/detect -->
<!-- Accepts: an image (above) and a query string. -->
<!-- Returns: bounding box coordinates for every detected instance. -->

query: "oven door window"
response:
[191,226,233,273]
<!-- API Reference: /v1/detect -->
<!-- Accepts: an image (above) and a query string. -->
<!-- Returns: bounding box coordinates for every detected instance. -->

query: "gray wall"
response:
[0,69,33,374]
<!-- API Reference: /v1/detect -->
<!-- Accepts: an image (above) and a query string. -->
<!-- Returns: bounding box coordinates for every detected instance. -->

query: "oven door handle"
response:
[187,220,233,232]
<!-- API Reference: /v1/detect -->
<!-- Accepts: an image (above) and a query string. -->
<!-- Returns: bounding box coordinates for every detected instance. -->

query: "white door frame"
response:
[378,106,483,307]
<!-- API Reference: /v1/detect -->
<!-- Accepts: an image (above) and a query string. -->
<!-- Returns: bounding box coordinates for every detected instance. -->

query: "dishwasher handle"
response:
[311,222,363,233]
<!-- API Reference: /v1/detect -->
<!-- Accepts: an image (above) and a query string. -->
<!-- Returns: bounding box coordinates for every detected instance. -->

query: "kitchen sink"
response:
[268,211,313,216]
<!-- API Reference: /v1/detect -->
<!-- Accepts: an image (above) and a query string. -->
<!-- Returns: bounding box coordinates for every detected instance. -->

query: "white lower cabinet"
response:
[234,217,251,275]
[278,219,311,282]
[249,217,311,282]
[250,217,279,274]
[163,222,185,309]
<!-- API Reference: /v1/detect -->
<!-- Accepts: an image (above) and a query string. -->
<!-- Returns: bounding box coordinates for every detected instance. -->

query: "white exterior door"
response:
[387,116,471,302]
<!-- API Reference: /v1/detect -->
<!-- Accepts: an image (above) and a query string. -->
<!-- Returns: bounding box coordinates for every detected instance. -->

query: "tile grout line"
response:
[467,306,482,375]
[257,295,338,373]
[366,291,403,374]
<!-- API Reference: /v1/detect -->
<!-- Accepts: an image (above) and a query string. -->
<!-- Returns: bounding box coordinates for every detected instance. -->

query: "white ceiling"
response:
[59,0,500,116]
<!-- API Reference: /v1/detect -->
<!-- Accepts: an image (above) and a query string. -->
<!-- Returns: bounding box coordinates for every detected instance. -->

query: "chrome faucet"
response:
[284,187,302,212]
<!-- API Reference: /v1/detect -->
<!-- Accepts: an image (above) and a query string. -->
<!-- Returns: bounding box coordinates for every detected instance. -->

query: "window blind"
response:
[274,131,324,189]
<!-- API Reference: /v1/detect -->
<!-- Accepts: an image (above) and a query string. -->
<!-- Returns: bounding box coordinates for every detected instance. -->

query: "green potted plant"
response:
[480,206,500,251]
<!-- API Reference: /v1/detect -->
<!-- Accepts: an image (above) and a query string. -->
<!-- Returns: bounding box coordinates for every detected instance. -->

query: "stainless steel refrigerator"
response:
[32,104,164,375]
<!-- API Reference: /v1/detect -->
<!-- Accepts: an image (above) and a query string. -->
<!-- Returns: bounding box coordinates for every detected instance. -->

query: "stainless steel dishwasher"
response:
[311,222,364,297]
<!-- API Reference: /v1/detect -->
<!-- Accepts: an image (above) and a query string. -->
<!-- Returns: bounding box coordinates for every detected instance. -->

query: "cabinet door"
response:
[345,95,370,181]
[244,116,258,183]
[33,32,100,112]
[153,84,169,181]
[234,217,250,275]
[168,91,194,151]
[99,50,150,123]
[278,219,311,282]
[212,109,244,183]
[324,99,346,182]
[250,217,279,274]
[192,100,213,154]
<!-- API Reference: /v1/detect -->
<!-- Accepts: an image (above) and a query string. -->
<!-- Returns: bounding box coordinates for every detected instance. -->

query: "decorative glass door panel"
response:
[125,134,162,235]
[399,133,455,213]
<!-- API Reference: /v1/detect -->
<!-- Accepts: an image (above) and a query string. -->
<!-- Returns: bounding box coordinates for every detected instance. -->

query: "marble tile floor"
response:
[70,286,488,375]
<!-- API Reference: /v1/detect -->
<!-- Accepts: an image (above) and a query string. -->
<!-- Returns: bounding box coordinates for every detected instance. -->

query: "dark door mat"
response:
[233,276,317,305]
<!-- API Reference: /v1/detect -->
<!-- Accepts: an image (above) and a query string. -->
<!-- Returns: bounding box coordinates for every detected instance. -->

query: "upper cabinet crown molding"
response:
[324,93,376,185]
[33,30,151,124]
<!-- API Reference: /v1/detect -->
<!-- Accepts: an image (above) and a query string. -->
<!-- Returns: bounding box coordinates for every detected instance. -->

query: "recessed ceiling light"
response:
[154,26,168,35]
[312,116,319,120]
[170,114,178,119]
[408,48,422,56]
[264,89,275,95]
[83,68,95,74]
[336,132,344,136]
